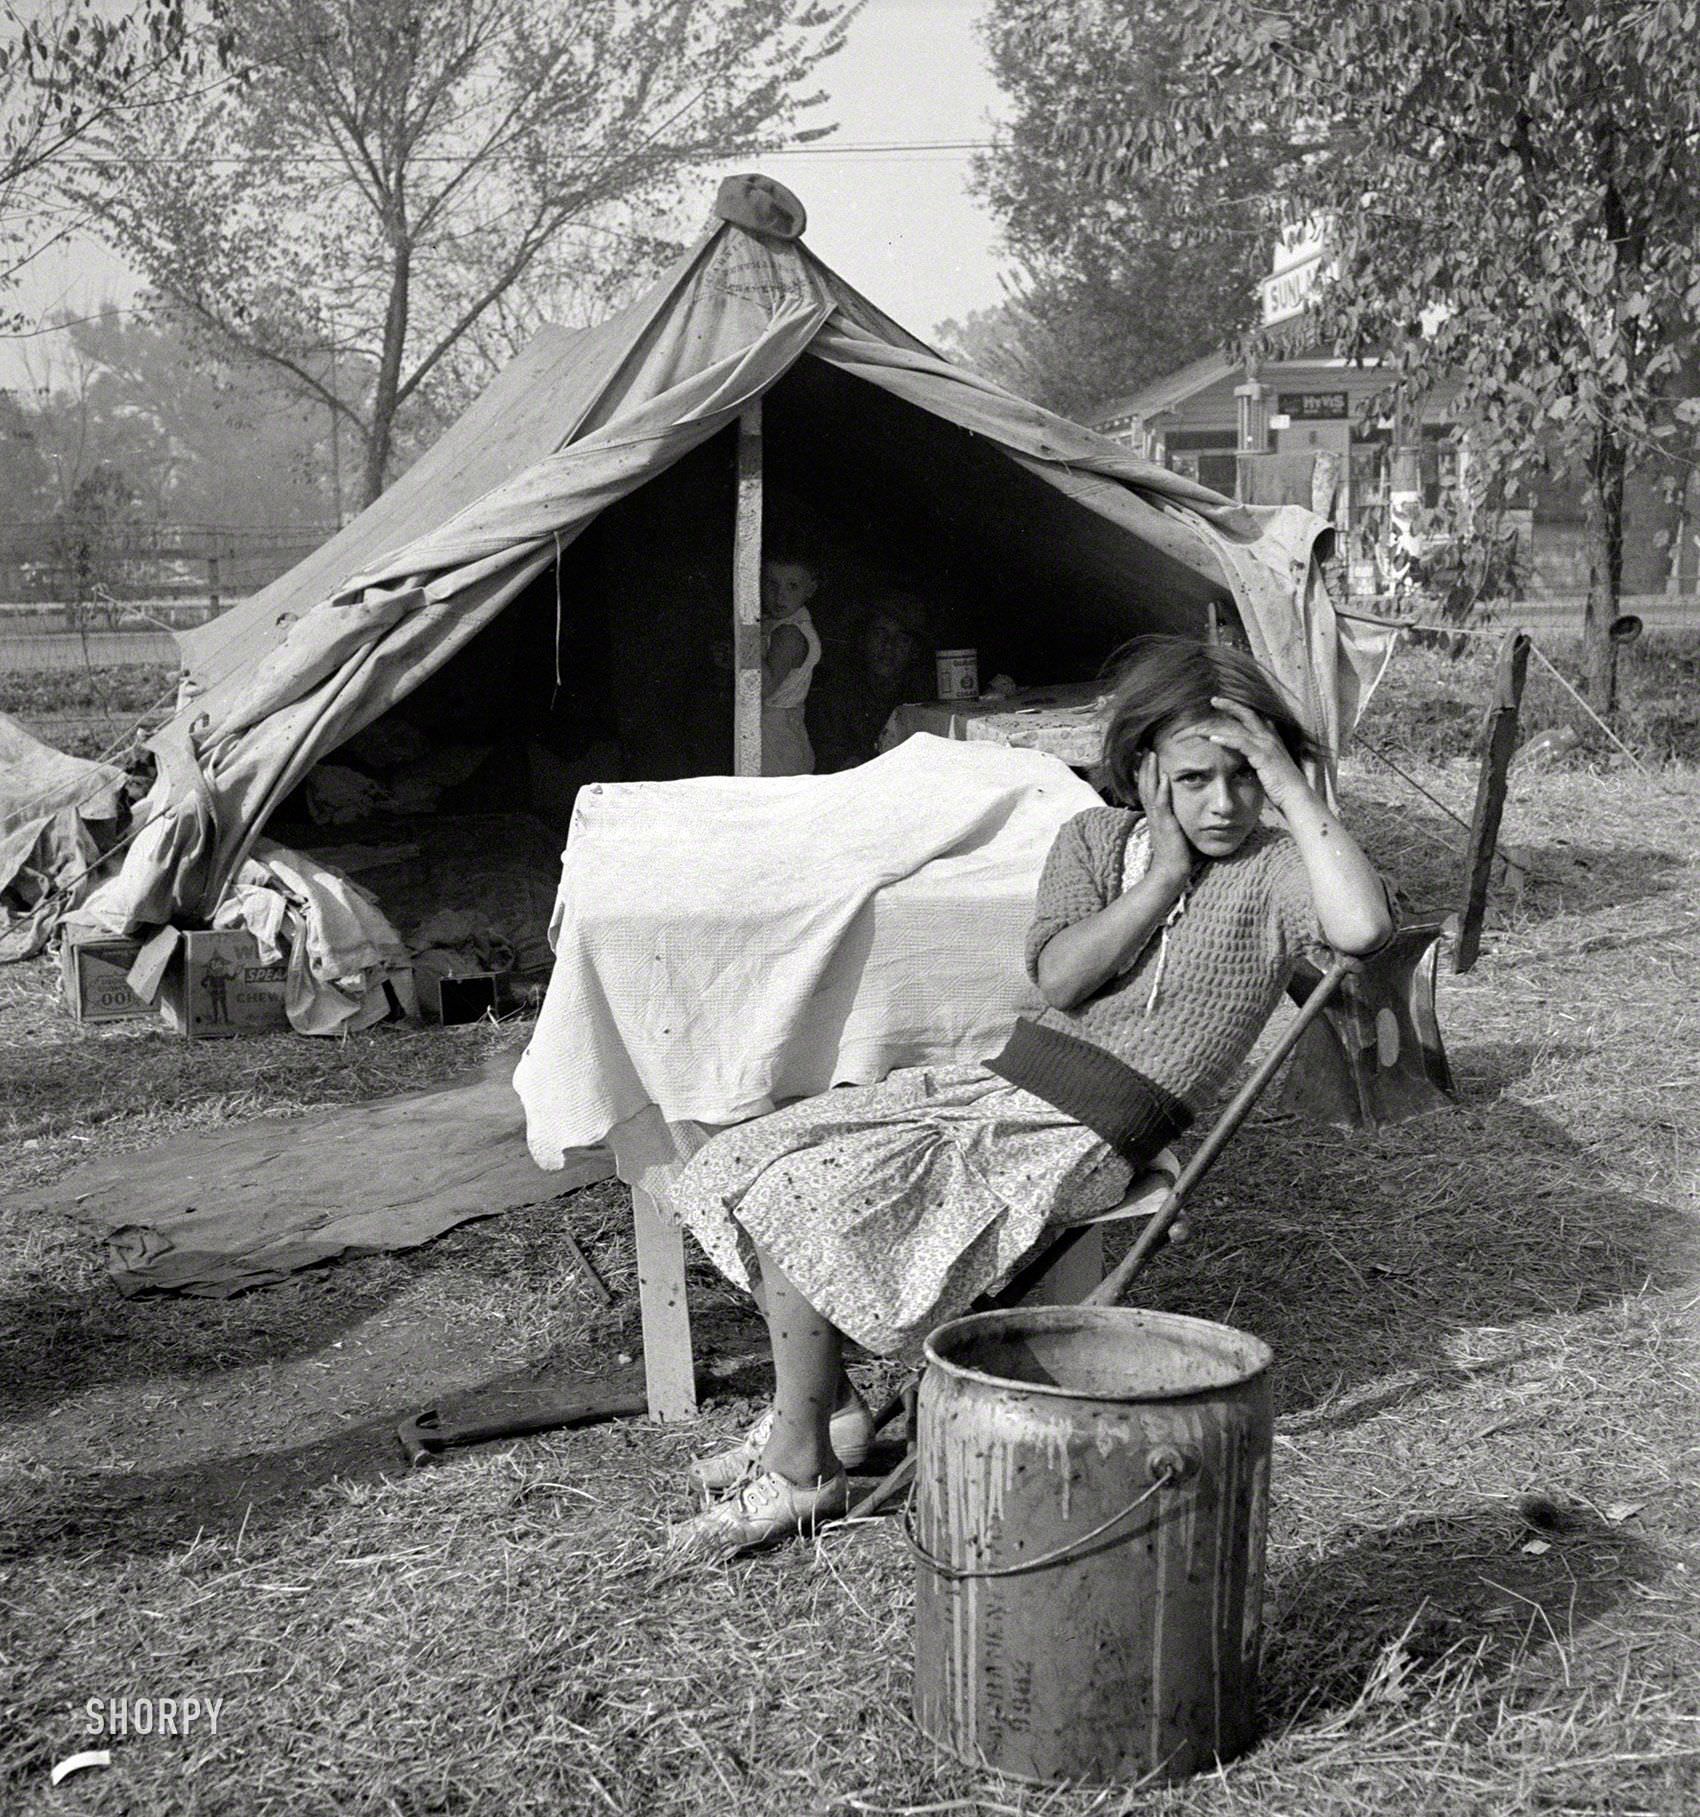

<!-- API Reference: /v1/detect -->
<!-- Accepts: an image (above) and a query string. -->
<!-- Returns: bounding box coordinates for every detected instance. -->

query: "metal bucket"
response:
[912,1305,1273,1787]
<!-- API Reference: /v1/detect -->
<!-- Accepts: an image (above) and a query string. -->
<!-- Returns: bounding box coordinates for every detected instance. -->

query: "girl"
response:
[667,636,1393,1558]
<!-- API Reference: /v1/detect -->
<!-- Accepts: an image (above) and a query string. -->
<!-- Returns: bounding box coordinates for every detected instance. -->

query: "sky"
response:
[0,0,1015,390]
[710,0,1015,335]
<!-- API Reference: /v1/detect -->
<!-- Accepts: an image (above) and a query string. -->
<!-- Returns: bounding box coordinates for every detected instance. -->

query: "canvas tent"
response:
[56,176,1367,946]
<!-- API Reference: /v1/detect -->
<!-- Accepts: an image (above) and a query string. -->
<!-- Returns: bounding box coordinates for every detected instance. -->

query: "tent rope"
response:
[6,800,175,934]
[2,676,180,832]
[550,529,564,711]
[1351,730,1530,874]
[1351,732,1469,856]
[1526,641,1651,775]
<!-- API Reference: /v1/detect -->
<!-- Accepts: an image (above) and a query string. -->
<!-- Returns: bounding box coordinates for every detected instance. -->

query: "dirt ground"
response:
[4,751,1699,1815]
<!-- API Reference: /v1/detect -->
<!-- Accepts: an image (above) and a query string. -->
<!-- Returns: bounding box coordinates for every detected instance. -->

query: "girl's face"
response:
[1151,716,1266,857]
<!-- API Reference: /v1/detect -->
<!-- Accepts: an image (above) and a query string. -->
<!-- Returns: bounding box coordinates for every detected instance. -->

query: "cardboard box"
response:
[417,969,505,1026]
[60,938,150,1023]
[157,930,289,1038]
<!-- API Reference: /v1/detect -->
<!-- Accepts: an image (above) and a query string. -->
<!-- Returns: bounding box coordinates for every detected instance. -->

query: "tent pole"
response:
[733,400,764,777]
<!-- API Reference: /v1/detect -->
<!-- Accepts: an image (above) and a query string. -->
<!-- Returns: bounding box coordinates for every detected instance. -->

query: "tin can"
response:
[935,649,979,701]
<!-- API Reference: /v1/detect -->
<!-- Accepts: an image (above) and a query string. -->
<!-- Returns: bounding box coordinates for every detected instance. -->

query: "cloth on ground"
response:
[514,734,1103,1167]
[23,1054,612,1296]
[212,838,415,1035]
[0,712,126,960]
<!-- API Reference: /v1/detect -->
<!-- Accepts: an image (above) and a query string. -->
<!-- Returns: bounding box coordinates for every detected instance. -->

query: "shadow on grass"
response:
[0,1287,769,1566]
[1122,1038,1690,1416]
[0,1410,411,1565]
[1260,1498,1661,1726]
[0,1178,637,1423]
[1342,781,1688,925]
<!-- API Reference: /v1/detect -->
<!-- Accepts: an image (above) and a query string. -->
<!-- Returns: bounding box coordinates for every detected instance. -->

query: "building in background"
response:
[1087,225,1697,604]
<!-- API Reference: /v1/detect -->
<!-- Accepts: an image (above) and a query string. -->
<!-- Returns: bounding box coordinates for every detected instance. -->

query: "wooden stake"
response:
[734,401,764,777]
[1453,629,1530,974]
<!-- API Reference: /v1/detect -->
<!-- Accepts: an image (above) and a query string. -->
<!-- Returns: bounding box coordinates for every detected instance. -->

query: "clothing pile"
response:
[213,839,416,1034]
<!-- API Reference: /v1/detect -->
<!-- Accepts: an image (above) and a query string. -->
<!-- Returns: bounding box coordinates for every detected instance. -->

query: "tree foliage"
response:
[946,0,1265,417]
[1067,0,1700,709]
[3,304,347,527]
[67,0,856,506]
[0,0,215,323]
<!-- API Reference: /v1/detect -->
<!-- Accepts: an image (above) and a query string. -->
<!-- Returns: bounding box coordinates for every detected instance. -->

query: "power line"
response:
[50,138,997,168]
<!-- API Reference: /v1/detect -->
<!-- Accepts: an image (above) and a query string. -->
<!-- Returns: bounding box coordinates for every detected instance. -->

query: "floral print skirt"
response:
[669,1063,1132,1359]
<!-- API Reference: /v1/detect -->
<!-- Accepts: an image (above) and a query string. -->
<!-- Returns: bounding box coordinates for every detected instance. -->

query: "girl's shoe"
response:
[667,1467,849,1560]
[688,1393,875,1496]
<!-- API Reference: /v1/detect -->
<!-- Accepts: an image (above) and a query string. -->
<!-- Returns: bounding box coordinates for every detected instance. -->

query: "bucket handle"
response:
[905,1450,1191,1582]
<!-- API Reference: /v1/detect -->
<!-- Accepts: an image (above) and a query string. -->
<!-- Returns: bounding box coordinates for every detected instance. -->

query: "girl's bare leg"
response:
[753,1242,844,1485]
[750,1267,860,1416]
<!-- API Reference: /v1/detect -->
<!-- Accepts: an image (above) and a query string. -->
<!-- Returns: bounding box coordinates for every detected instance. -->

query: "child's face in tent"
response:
[760,559,817,621]
[1153,716,1268,859]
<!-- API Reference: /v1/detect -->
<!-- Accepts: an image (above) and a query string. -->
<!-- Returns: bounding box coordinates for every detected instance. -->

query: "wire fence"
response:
[0,520,335,757]
[1340,592,1697,637]
[0,519,336,627]
[0,507,1691,769]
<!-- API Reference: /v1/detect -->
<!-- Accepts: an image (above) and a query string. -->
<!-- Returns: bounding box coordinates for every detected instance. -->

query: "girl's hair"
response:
[1096,635,1319,807]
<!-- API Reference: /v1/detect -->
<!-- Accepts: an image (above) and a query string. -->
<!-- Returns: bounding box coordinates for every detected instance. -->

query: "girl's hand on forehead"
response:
[1137,749,1195,882]
[1206,696,1308,805]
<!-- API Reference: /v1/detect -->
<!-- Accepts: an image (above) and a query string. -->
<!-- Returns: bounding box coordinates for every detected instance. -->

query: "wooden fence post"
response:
[733,401,764,777]
[1453,628,1530,973]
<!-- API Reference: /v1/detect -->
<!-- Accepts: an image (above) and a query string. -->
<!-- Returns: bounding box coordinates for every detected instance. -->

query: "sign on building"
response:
[1258,218,1332,327]
[1277,391,1348,420]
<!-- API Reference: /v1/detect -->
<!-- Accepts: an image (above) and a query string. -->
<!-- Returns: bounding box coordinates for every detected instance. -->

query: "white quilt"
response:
[515,734,1102,1166]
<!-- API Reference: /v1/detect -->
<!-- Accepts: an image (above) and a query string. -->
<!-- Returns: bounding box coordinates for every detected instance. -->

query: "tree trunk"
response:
[1580,426,1624,715]
[360,242,412,507]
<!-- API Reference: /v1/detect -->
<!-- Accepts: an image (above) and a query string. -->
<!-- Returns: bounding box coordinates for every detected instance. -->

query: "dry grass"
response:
[3,752,1699,1815]
[1353,627,1700,767]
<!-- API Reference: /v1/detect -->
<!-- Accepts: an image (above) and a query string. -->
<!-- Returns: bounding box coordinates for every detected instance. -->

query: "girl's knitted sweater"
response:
[987,805,1332,1161]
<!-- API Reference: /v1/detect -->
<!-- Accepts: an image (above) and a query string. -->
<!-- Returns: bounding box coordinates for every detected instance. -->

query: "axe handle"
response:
[397,1390,649,1466]
[1085,953,1355,1309]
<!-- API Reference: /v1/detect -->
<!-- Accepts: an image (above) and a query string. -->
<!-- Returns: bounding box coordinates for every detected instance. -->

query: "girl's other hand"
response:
[1137,750,1194,883]
[1206,696,1308,809]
